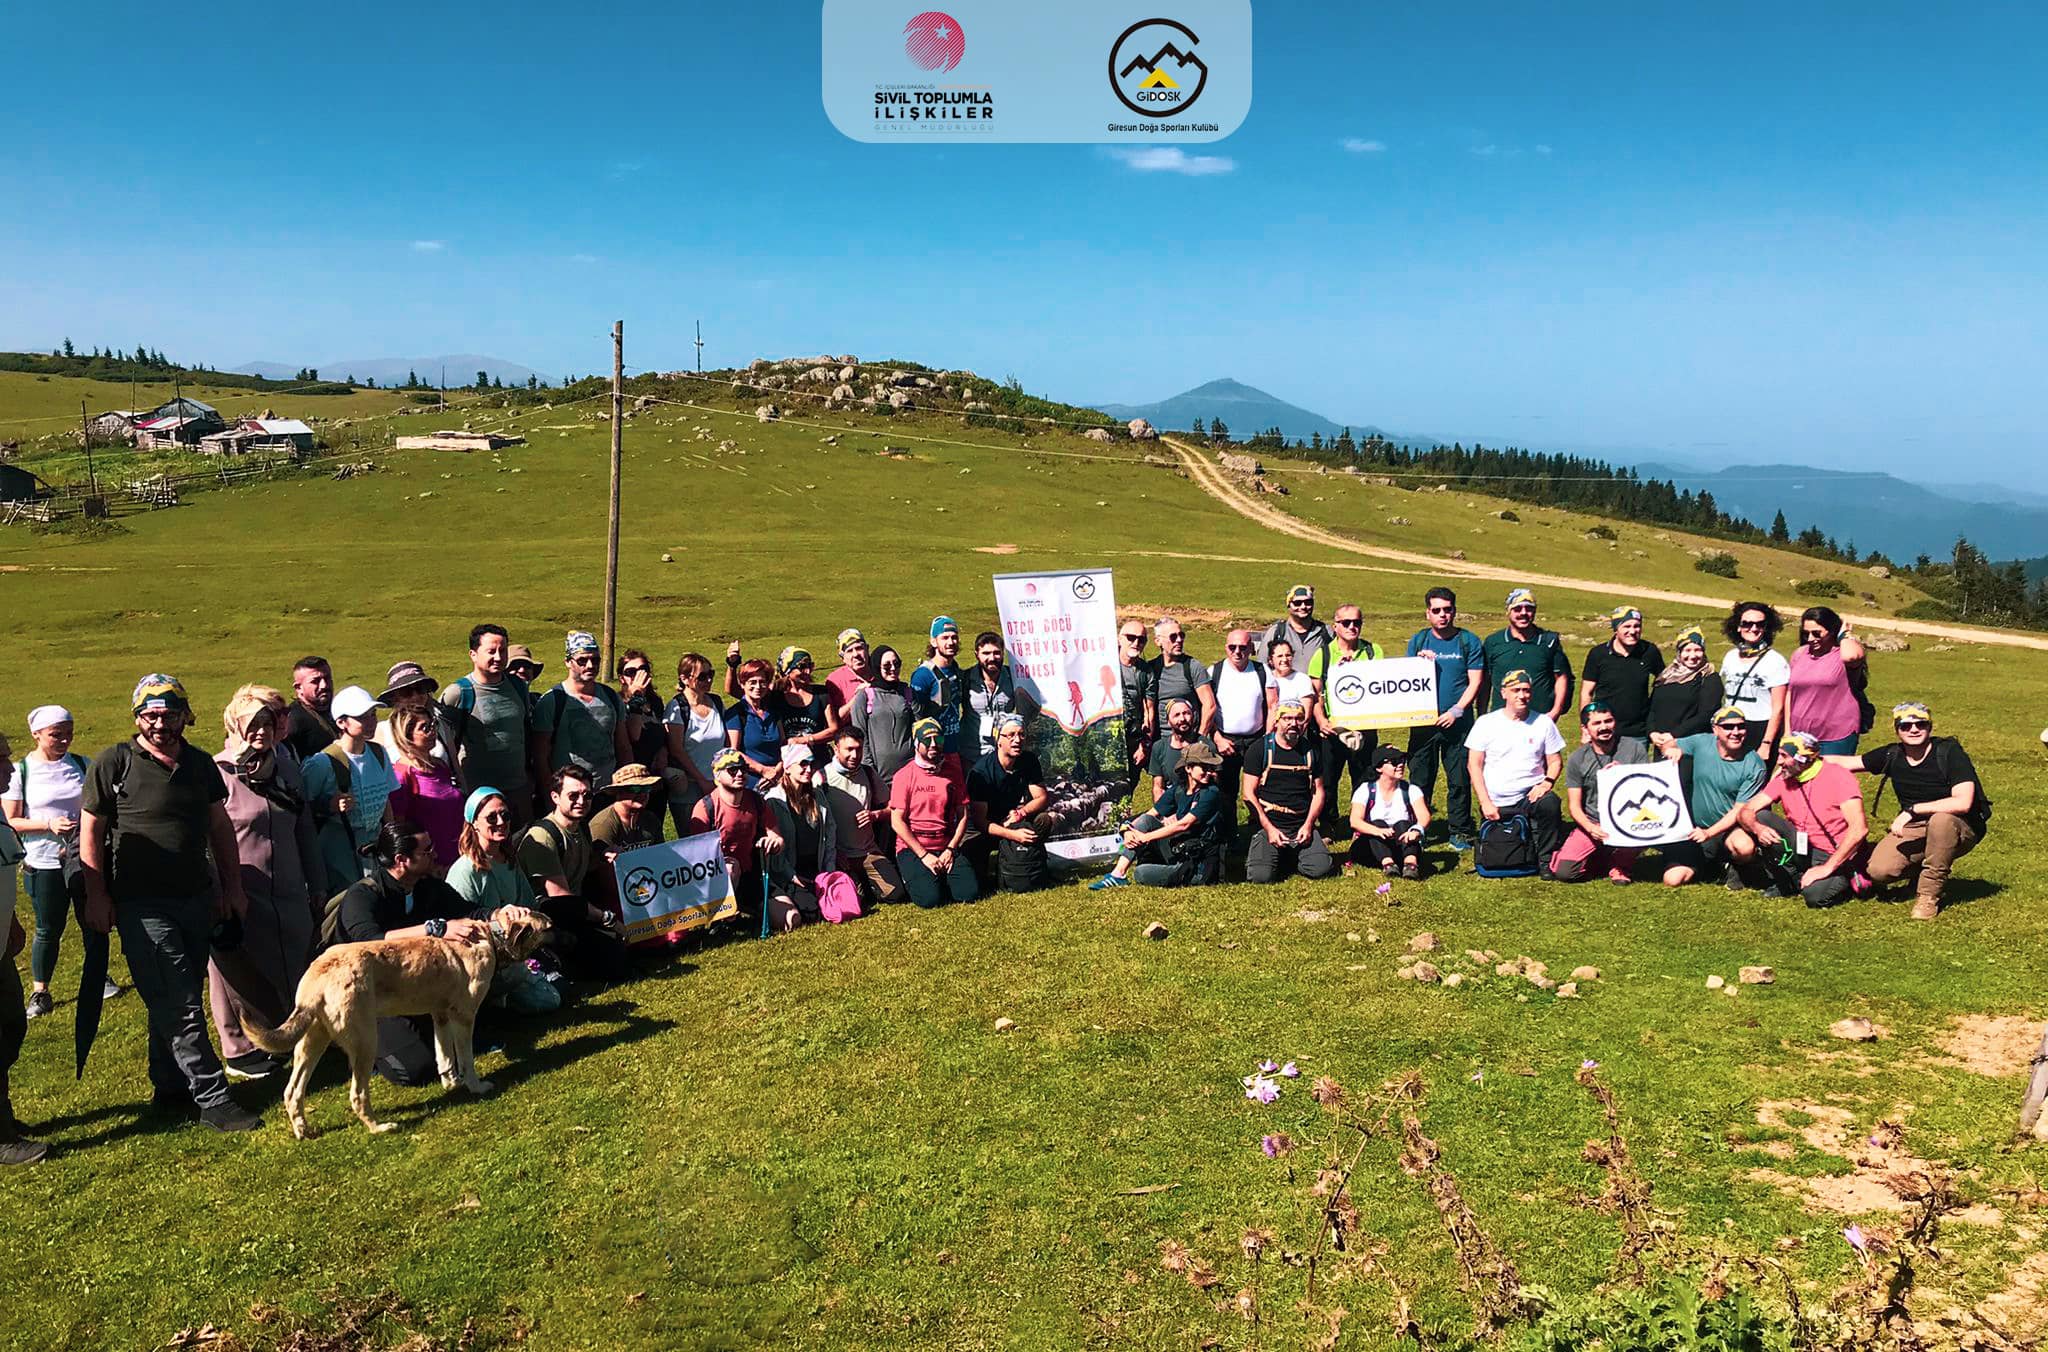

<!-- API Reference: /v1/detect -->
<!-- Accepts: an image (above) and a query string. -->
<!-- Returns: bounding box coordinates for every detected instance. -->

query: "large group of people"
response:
[0,585,1993,1163]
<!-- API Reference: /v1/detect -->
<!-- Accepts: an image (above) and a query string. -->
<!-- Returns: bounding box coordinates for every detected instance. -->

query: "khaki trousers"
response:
[1867,813,1979,904]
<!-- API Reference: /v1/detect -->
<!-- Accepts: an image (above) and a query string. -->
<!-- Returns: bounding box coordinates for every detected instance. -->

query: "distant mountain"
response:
[1093,378,1417,446]
[233,354,547,388]
[1630,462,2048,564]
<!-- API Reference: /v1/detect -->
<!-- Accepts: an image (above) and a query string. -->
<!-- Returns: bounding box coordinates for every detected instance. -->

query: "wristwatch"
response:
[425,917,447,939]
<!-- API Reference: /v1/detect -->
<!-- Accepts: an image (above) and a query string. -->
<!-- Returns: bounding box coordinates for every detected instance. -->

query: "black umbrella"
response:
[72,932,109,1079]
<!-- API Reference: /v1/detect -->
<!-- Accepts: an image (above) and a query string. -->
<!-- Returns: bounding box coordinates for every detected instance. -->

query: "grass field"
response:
[3,389,2046,1349]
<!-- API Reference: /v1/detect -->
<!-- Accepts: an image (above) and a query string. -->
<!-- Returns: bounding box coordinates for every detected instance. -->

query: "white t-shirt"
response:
[1211,661,1268,737]
[1350,779,1425,828]
[1465,708,1566,804]
[1265,668,1316,711]
[3,751,86,871]
[1718,647,1791,723]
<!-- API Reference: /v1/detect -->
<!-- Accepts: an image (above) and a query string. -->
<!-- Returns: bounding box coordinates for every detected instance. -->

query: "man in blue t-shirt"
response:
[1404,587,1486,849]
[909,616,970,762]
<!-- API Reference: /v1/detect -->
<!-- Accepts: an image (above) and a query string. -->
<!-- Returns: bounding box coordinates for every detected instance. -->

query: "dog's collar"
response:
[486,914,513,956]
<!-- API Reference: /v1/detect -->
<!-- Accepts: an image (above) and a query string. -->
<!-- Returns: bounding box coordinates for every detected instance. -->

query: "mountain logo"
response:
[1108,19,1209,119]
[1071,575,1097,600]
[1605,771,1687,843]
[903,11,965,73]
[1333,674,1366,706]
[623,867,660,910]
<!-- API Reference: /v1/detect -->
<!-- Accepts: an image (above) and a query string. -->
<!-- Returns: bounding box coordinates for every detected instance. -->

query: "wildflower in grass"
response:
[1259,1059,1279,1075]
[1844,1223,1870,1264]
[1243,1074,1280,1104]
[1310,1075,1345,1107]
[1260,1132,1295,1158]
[1470,1069,1484,1084]
[1233,1287,1258,1319]
[1375,881,1392,896]
[1157,1238,1191,1274]
[1280,1061,1300,1078]
[1581,1059,1599,1070]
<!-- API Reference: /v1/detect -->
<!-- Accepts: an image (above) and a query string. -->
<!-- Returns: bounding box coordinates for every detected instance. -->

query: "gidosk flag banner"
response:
[1595,760,1697,849]
[1324,656,1440,731]
[612,831,739,943]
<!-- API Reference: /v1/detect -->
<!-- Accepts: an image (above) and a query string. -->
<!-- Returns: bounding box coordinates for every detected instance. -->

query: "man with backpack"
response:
[1481,589,1574,720]
[1307,603,1383,839]
[518,764,629,981]
[1147,618,1217,739]
[439,624,533,825]
[1465,669,1566,878]
[1828,701,1989,920]
[78,675,260,1132]
[1204,630,1269,841]
[1243,702,1335,884]
[300,686,397,897]
[530,630,633,816]
[1257,584,1332,672]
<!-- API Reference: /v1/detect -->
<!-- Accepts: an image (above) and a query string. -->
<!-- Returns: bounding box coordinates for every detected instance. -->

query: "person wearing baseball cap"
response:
[1578,605,1663,755]
[300,685,399,897]
[825,628,875,722]
[439,624,534,827]
[1650,704,1768,890]
[530,630,633,812]
[1737,730,1873,907]
[0,730,48,1162]
[5,704,121,1024]
[1825,700,1990,920]
[78,675,260,1131]
[1258,583,1331,675]
[1089,740,1229,890]
[1463,667,1567,875]
[1480,588,1573,722]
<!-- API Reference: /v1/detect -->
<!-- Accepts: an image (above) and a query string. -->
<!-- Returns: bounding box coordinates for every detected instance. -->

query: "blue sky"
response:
[3,1,2042,474]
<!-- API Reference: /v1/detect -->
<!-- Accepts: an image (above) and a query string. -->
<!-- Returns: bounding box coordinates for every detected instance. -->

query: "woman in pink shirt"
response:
[1784,606,1867,754]
[387,706,464,870]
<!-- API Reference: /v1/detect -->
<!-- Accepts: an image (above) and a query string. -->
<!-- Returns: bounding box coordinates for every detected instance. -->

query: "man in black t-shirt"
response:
[1242,703,1335,883]
[966,714,1052,892]
[1827,700,1988,919]
[79,674,260,1132]
[1578,606,1663,750]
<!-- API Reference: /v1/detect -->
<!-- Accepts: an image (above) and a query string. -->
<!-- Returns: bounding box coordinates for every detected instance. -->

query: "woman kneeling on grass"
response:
[1347,744,1429,879]
[762,744,839,931]
[1090,741,1227,889]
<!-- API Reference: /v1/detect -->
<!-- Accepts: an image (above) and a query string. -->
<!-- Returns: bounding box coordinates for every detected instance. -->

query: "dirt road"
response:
[1163,437,2048,653]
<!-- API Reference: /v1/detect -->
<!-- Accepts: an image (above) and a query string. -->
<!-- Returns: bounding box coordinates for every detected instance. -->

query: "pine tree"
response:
[1190,417,1206,436]
[1208,418,1230,444]
[1770,510,1790,542]
[1310,430,1323,451]
[477,370,490,391]
[62,337,74,357]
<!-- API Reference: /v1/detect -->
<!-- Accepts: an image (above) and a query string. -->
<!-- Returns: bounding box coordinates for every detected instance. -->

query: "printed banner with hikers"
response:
[993,568,1128,848]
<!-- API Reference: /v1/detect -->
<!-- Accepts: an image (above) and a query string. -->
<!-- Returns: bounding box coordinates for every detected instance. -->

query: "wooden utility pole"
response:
[602,320,624,675]
[80,400,97,493]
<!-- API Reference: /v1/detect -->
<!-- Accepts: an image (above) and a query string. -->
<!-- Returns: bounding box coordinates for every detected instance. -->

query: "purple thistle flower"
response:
[1280,1061,1300,1078]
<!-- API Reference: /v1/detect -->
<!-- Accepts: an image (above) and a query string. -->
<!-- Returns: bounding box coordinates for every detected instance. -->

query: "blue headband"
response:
[463,786,506,823]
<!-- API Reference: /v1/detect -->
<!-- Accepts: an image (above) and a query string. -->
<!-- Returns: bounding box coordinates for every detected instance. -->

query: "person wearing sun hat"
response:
[1737,730,1872,906]
[1651,703,1768,889]
[1579,605,1664,754]
[1481,587,1573,720]
[530,630,632,809]
[1258,583,1332,672]
[888,717,976,908]
[1647,624,1725,741]
[1825,701,1990,919]
[78,674,260,1131]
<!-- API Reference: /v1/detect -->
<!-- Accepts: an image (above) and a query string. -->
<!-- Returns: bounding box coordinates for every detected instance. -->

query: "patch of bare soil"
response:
[1934,1015,2045,1078]
[1745,1102,2003,1225]
[972,543,1020,555]
[1118,604,1247,629]
[1975,1252,2048,1344]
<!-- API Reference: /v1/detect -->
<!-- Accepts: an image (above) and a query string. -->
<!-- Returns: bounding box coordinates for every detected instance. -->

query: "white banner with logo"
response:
[993,567,1127,854]
[1595,760,1696,848]
[1325,656,1439,731]
[612,832,738,943]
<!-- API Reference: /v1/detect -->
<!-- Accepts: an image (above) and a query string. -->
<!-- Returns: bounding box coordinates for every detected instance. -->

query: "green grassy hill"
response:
[2,371,2046,1350]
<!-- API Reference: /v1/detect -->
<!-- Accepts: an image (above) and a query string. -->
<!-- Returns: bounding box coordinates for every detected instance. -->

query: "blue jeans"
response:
[115,894,230,1109]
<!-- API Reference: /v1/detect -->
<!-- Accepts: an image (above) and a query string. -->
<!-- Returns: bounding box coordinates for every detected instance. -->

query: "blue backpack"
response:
[1474,813,1538,878]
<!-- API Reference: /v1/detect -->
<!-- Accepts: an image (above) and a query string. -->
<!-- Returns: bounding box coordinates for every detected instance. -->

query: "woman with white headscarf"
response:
[4,705,117,1019]
[208,684,321,1080]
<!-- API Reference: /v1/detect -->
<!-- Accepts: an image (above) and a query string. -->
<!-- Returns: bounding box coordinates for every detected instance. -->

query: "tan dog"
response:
[247,911,553,1138]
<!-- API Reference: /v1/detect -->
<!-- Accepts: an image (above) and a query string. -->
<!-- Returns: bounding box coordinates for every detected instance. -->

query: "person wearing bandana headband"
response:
[887,718,976,908]
[1578,605,1663,754]
[1647,625,1725,740]
[80,674,260,1131]
[1717,601,1790,766]
[207,685,321,1081]
[1824,701,1990,919]
[4,704,118,1023]
[1736,731,1873,907]
[1481,587,1574,720]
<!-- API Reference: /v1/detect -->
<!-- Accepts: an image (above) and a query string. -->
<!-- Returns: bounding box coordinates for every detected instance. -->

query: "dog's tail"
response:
[244,1003,317,1055]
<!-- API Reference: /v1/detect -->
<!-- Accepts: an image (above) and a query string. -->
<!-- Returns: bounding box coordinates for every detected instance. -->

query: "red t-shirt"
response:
[689,788,767,872]
[888,758,966,851]
[1763,763,1862,852]
[825,664,870,717]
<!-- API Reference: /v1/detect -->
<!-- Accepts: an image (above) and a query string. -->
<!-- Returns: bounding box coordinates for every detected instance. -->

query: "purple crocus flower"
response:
[1280,1061,1300,1079]
[1844,1224,1870,1261]
[1581,1059,1599,1070]
[1375,881,1392,896]
[1259,1059,1279,1075]
[1243,1074,1280,1104]
[1261,1135,1280,1158]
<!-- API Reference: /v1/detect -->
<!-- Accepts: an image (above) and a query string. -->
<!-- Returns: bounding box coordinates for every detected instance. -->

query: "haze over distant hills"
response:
[1093,378,1412,446]
[234,355,546,388]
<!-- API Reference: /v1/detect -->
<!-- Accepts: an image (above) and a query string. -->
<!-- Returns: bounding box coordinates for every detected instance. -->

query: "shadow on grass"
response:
[1928,876,2004,909]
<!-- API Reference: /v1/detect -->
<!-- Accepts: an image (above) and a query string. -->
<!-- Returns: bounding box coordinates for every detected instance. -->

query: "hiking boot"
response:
[0,1134,49,1166]
[147,1090,198,1120]
[1910,897,1939,921]
[224,1051,279,1081]
[1447,836,1474,852]
[198,1101,262,1133]
[1723,864,1747,893]
[24,990,53,1020]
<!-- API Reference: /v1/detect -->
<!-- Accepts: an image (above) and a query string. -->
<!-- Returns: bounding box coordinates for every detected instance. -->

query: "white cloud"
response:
[1105,146,1236,176]
[1534,143,1553,156]
[1341,138,1386,154]
[569,253,600,265]
[1469,144,1499,157]
[410,239,446,252]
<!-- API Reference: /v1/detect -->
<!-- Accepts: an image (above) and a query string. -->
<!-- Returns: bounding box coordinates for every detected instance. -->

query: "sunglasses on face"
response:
[1163,632,1184,642]
[569,654,599,665]
[1121,633,1144,643]
[1896,719,1930,731]
[1427,605,1454,614]
[1226,644,1250,653]
[1509,605,1536,614]
[1802,629,1828,640]
[1738,619,1767,629]
[1334,617,1361,628]
[479,811,508,825]
[1290,600,1313,608]
[620,665,648,678]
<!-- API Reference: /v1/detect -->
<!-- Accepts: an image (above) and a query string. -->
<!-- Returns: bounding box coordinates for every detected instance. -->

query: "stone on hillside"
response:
[888,391,913,410]
[1929,642,1955,652]
[1570,965,1601,982]
[965,401,991,412]
[1465,949,1489,964]
[1448,549,1467,560]
[1083,427,1112,442]
[1143,922,1169,940]
[1442,972,1465,988]
[1864,632,1910,653]
[1557,982,1580,999]
[1868,564,1892,578]
[660,552,674,563]
[747,358,769,373]
[838,365,857,382]
[889,370,919,387]
[1705,974,1726,990]
[634,394,655,410]
[914,376,934,388]
[1408,932,1438,953]
[1527,973,1557,991]
[994,1016,1018,1033]
[829,384,854,403]
[1739,966,1775,985]
[755,404,779,423]
[1406,961,1441,983]
[1128,418,1158,440]
[1387,516,1410,526]
[1829,1016,1877,1042]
